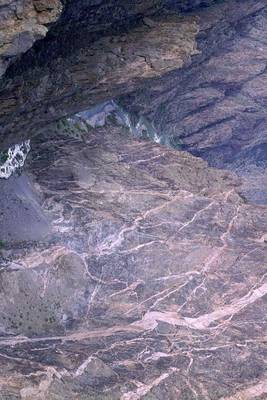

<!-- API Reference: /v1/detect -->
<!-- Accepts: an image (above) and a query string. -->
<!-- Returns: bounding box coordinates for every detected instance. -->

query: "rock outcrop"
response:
[120,0,267,203]
[0,0,62,77]
[0,8,199,149]
[0,120,266,398]
[1,0,266,204]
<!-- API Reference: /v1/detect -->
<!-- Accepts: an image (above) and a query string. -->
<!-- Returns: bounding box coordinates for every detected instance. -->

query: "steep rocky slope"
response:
[120,0,267,203]
[0,121,266,399]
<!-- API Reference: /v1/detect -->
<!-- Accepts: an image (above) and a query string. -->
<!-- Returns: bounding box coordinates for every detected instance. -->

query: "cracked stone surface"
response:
[0,122,266,399]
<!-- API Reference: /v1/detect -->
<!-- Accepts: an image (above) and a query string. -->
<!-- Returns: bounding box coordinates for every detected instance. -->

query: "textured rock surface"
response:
[0,0,267,398]
[120,0,267,204]
[0,8,199,150]
[0,122,266,399]
[1,0,266,203]
[0,0,62,77]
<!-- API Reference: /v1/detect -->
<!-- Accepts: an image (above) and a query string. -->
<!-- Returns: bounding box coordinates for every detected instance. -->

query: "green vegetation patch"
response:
[0,151,9,164]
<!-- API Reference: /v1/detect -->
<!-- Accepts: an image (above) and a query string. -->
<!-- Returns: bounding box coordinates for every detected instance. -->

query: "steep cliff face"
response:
[120,0,267,203]
[0,0,62,77]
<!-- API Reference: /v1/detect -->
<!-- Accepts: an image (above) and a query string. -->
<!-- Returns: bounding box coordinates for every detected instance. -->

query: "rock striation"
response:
[0,120,266,399]
[120,0,267,203]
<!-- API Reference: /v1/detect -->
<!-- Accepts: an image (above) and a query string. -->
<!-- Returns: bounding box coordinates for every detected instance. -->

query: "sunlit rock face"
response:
[0,0,62,77]
[120,0,267,203]
[0,121,266,398]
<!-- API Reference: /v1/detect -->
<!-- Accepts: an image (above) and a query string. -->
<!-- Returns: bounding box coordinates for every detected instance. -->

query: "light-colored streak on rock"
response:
[97,192,193,256]
[0,324,144,347]
[134,281,267,331]
[177,200,215,232]
[75,356,93,377]
[184,280,267,330]
[2,276,265,347]
[121,368,178,400]
[12,246,71,269]
[221,376,267,400]
[20,367,66,400]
